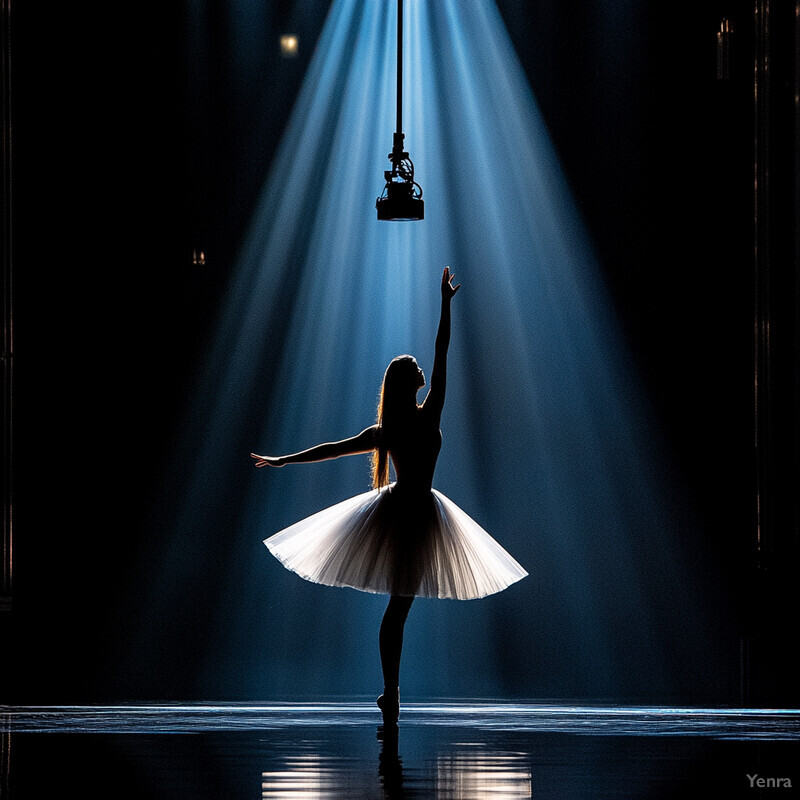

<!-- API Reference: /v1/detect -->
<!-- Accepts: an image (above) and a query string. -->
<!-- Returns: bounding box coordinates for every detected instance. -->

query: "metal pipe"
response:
[396,0,403,136]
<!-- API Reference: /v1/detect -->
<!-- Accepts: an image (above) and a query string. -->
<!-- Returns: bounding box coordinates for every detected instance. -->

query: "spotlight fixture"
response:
[376,0,423,221]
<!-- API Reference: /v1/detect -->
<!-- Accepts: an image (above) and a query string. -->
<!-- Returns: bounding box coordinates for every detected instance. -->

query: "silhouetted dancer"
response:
[252,268,527,724]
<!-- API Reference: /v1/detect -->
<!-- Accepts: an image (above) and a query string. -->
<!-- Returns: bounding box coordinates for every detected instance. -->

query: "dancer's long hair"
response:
[371,355,419,489]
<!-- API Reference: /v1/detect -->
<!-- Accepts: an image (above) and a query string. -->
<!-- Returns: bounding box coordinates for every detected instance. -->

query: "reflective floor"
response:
[2,703,799,799]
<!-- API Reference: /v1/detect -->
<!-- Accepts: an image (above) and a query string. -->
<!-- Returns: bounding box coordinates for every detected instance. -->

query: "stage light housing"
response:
[376,133,424,221]
[376,181,424,221]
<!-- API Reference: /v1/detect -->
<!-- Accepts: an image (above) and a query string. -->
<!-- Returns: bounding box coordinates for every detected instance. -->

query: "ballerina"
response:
[251,267,527,723]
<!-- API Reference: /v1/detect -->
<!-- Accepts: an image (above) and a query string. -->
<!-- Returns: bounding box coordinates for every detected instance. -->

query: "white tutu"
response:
[264,483,527,600]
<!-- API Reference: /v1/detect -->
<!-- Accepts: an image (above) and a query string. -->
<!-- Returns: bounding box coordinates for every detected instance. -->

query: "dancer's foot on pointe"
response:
[377,687,400,724]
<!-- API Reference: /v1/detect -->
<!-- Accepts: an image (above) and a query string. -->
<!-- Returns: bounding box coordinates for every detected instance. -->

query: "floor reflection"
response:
[257,725,532,799]
[261,751,361,798]
[2,704,799,799]
[377,725,408,799]
[434,744,531,799]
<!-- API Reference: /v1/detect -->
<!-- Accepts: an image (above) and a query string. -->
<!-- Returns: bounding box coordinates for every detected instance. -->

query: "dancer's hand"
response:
[441,266,460,301]
[250,453,286,468]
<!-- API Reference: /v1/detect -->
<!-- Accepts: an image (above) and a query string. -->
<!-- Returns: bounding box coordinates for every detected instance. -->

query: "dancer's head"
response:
[371,355,424,488]
[383,354,425,396]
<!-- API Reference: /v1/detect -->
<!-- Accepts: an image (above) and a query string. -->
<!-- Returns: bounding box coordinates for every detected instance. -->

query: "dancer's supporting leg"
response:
[378,594,414,721]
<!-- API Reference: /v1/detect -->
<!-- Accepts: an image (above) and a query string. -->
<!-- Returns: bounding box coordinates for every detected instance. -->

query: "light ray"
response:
[128,0,727,702]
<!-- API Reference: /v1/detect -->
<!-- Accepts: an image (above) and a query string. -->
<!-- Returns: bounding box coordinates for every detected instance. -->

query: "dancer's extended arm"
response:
[251,425,379,468]
[422,266,460,420]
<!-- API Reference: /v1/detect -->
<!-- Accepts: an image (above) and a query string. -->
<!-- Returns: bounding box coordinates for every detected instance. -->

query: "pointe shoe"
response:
[377,688,400,723]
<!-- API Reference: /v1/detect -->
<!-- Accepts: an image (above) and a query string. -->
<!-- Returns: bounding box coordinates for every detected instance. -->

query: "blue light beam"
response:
[128,0,729,703]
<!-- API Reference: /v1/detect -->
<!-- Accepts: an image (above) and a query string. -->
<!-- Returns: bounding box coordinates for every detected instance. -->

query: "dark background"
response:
[3,0,798,705]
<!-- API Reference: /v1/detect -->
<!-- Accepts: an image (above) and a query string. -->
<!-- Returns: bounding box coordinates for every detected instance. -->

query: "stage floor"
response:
[2,702,799,799]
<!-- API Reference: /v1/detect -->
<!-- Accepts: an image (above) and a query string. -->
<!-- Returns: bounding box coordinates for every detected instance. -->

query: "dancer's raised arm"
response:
[422,266,460,421]
[251,425,379,468]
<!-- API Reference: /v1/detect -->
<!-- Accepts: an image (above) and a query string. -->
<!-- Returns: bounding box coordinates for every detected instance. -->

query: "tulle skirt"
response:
[264,483,527,600]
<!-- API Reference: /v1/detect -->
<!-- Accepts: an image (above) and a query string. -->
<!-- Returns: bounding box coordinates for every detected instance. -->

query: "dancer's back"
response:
[386,406,442,493]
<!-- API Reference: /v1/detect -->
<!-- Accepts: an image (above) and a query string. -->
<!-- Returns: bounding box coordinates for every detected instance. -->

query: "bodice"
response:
[386,410,442,492]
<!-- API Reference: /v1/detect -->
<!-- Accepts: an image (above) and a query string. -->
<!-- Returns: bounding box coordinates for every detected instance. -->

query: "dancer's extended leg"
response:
[378,594,414,722]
